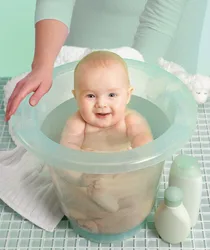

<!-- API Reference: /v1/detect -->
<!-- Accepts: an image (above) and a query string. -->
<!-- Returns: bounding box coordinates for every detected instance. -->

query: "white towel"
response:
[158,58,210,104]
[0,46,145,231]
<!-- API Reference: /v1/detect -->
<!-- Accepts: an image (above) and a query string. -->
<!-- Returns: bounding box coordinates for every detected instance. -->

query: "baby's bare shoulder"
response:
[125,109,153,136]
[125,109,145,123]
[65,111,83,123]
[64,111,85,133]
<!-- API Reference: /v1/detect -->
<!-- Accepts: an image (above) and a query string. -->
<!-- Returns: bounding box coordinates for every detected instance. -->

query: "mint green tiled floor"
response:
[0,78,210,250]
[0,78,15,151]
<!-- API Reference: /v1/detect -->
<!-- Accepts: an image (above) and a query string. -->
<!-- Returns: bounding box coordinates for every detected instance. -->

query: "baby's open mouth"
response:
[96,113,111,118]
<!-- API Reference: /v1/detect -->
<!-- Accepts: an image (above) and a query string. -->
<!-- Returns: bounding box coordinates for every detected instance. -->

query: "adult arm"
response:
[33,0,75,69]
[133,0,188,63]
[5,0,75,121]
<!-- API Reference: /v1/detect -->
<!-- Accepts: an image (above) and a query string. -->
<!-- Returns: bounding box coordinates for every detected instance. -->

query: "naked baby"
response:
[57,51,158,234]
[60,50,152,152]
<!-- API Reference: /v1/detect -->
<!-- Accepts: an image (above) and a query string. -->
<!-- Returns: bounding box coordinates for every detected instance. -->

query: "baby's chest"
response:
[82,124,130,151]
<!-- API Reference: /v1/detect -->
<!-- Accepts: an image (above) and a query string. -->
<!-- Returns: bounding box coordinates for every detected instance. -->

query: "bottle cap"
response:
[171,155,201,177]
[164,186,183,207]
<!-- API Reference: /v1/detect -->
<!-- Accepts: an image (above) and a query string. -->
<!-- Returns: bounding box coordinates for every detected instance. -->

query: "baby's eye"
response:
[109,93,117,97]
[87,94,95,98]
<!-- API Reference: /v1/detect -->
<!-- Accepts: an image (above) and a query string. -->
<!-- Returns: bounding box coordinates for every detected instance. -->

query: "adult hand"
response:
[5,67,53,121]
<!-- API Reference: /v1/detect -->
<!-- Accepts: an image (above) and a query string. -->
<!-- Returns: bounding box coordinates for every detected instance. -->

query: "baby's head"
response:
[72,51,133,128]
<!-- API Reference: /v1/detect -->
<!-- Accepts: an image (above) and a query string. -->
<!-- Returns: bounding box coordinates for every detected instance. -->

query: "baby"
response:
[60,50,152,152]
[58,51,155,233]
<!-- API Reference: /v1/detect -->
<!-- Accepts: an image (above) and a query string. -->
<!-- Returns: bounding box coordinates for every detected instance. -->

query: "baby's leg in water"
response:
[81,174,119,212]
[81,171,149,200]
[96,166,162,199]
[78,195,154,234]
[62,186,113,220]
[87,180,119,213]
[80,173,113,186]
[51,172,111,221]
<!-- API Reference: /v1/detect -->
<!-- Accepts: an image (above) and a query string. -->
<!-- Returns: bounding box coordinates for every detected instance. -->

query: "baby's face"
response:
[74,65,132,128]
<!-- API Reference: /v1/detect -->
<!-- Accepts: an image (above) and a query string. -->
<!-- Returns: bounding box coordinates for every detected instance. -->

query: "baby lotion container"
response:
[11,59,197,243]
[154,186,191,244]
[169,154,202,227]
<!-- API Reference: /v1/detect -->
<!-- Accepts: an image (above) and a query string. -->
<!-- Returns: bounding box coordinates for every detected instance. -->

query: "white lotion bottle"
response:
[169,154,202,227]
[155,186,191,244]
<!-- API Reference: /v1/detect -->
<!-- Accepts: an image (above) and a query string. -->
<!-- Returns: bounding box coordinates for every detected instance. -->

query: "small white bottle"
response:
[168,154,202,227]
[154,186,191,244]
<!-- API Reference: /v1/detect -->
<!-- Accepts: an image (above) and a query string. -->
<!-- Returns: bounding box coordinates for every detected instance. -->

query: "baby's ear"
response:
[72,90,76,98]
[129,86,134,94]
[127,86,134,104]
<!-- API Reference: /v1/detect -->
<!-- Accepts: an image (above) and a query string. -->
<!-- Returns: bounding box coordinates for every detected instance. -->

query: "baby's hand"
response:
[82,148,103,153]
[126,111,153,148]
[81,148,95,152]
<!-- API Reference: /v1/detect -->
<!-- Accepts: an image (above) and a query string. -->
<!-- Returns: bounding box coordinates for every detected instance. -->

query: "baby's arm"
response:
[60,111,85,150]
[126,111,153,148]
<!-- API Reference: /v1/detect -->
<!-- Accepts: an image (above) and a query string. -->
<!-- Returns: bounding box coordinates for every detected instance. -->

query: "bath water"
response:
[41,95,171,144]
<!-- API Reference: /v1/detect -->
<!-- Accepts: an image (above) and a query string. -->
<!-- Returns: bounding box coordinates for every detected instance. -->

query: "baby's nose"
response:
[96,98,107,108]
[96,103,107,108]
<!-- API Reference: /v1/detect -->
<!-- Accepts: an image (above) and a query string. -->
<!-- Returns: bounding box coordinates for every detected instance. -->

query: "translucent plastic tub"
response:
[11,59,197,243]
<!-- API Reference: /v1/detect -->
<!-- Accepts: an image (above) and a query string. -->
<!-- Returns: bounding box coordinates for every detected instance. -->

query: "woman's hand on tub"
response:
[125,111,153,148]
[5,67,53,121]
[5,20,69,122]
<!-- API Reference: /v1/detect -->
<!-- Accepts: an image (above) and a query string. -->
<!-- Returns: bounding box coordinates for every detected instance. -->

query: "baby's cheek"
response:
[114,101,127,113]
[114,98,126,107]
[79,99,88,108]
[80,100,92,111]
[113,109,126,122]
